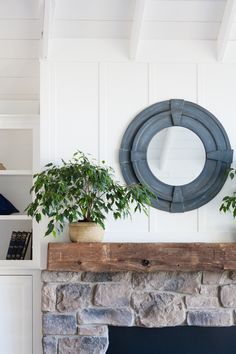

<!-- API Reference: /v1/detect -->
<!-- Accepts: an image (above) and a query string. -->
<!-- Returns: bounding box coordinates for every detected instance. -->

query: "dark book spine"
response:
[15,231,27,260]
[6,231,17,260]
[11,231,22,260]
[21,232,32,260]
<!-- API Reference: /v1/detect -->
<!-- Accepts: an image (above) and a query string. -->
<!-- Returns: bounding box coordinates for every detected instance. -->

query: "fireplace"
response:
[107,326,236,354]
[42,269,236,354]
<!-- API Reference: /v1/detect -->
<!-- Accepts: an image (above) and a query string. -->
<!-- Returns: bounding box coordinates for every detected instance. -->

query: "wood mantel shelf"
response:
[47,243,236,272]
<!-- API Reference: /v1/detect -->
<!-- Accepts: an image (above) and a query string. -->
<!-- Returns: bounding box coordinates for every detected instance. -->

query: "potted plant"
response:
[26,151,154,242]
[220,168,236,218]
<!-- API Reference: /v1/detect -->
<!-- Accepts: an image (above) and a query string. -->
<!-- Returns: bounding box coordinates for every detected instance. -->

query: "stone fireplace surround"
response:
[42,270,236,354]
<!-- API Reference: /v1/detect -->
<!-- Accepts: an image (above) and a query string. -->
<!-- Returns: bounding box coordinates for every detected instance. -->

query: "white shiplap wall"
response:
[41,55,236,243]
[0,0,40,114]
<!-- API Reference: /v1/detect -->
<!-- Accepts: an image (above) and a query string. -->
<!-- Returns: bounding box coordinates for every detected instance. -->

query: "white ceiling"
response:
[52,0,230,40]
[1,0,236,61]
[0,0,231,40]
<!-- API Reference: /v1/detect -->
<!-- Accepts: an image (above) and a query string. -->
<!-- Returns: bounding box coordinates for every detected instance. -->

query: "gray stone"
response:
[221,284,236,307]
[78,325,108,337]
[43,336,57,354]
[228,271,236,282]
[43,313,77,335]
[200,285,219,297]
[78,308,134,326]
[94,283,131,307]
[81,272,131,282]
[42,271,82,283]
[132,292,185,327]
[202,271,229,285]
[132,272,171,290]
[56,283,92,312]
[186,295,219,309]
[187,310,232,326]
[132,272,201,294]
[161,272,201,294]
[58,336,108,354]
[42,284,57,312]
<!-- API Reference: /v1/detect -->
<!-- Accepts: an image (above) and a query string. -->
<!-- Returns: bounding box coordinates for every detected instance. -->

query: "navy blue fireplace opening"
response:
[107,326,236,354]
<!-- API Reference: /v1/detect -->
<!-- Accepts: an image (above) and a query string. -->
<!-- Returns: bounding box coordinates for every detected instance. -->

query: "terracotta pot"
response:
[69,222,104,242]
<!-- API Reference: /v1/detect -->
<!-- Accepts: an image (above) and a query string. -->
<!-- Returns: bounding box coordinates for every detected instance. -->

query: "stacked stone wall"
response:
[42,270,236,354]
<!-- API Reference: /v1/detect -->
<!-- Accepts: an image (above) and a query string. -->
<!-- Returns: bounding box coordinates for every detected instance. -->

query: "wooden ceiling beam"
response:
[130,0,147,60]
[217,0,236,61]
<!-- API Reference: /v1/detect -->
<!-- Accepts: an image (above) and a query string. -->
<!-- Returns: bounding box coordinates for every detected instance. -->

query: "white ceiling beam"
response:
[130,0,147,60]
[41,0,56,59]
[37,0,44,15]
[217,0,236,61]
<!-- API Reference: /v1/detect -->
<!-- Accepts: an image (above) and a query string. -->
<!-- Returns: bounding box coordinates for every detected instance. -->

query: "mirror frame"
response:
[119,99,233,212]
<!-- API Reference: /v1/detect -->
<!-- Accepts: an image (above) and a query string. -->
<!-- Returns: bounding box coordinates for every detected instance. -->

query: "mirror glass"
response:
[147,127,206,186]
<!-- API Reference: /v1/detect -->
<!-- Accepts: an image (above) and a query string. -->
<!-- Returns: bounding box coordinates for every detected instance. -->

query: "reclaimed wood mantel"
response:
[47,243,236,272]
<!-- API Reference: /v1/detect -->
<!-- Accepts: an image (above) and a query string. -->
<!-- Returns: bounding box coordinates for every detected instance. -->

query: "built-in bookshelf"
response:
[0,115,39,268]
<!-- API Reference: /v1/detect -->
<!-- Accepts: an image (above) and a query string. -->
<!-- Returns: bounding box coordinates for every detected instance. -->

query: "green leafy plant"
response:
[26,151,154,237]
[220,168,236,217]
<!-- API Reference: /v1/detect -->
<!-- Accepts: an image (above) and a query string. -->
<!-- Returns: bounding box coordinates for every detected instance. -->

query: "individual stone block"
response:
[78,308,134,326]
[78,325,108,337]
[94,283,131,307]
[132,292,185,327]
[42,284,57,312]
[200,285,218,297]
[43,336,57,354]
[187,310,232,326]
[42,271,82,283]
[161,272,201,294]
[185,295,219,309]
[58,336,108,354]
[221,284,236,307]
[202,271,228,285]
[132,272,171,290]
[56,283,92,312]
[228,271,236,282]
[43,313,77,335]
[81,272,131,282]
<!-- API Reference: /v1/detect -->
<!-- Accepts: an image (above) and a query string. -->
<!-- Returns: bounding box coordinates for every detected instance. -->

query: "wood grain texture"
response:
[47,243,236,272]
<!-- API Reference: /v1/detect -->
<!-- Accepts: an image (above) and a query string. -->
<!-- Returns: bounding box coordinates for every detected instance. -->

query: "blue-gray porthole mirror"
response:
[119,99,233,213]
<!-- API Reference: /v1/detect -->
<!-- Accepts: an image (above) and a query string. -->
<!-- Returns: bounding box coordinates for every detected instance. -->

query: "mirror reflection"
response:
[147,127,206,186]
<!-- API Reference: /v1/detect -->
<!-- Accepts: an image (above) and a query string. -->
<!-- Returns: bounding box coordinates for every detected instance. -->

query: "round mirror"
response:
[119,99,233,212]
[147,127,206,186]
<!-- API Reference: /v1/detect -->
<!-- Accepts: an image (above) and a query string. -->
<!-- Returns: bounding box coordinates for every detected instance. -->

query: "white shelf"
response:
[0,260,36,269]
[0,114,40,270]
[0,170,33,176]
[0,215,32,221]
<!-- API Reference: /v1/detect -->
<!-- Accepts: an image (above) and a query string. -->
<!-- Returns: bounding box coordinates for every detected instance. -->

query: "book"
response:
[6,231,32,260]
[16,231,27,260]
[21,232,32,260]
[6,231,17,260]
[11,231,22,259]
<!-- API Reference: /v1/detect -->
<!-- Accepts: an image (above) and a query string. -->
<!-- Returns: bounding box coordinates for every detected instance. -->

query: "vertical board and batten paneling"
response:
[53,62,99,161]
[50,60,236,241]
[102,63,149,233]
[198,64,236,238]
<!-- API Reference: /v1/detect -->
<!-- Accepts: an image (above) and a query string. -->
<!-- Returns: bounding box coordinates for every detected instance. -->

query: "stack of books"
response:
[6,231,32,260]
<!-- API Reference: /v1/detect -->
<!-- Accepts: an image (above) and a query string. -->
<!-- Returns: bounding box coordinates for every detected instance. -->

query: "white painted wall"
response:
[40,40,236,247]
